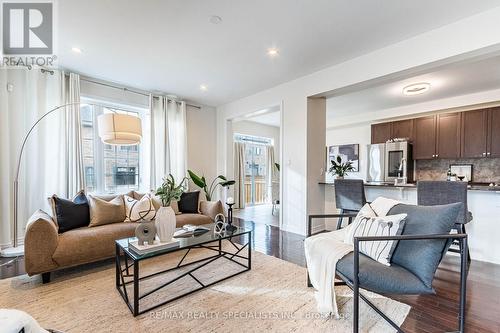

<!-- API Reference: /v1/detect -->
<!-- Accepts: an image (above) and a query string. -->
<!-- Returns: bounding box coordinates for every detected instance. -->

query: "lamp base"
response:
[1,245,25,257]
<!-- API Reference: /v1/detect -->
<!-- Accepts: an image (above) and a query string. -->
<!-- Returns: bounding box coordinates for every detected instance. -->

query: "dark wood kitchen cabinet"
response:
[412,113,461,159]
[487,107,500,157]
[371,122,392,144]
[391,119,414,142]
[413,115,437,159]
[370,106,500,159]
[371,119,414,144]
[461,109,488,158]
[436,113,461,159]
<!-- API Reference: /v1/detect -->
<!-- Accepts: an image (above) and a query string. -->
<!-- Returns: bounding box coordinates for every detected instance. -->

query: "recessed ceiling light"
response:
[267,48,279,57]
[200,84,208,91]
[403,82,431,96]
[71,47,82,54]
[209,15,222,24]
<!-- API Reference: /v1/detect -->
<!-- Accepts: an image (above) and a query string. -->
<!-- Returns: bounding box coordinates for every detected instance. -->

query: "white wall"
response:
[186,105,218,188]
[232,120,280,159]
[325,123,371,183]
[216,7,500,236]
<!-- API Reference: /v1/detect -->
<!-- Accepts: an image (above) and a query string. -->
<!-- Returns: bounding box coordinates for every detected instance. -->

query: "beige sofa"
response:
[24,192,224,282]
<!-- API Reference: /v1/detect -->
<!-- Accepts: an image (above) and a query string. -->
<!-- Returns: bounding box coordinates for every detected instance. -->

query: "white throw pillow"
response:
[350,213,407,266]
[344,203,377,245]
[124,194,156,222]
[370,197,402,217]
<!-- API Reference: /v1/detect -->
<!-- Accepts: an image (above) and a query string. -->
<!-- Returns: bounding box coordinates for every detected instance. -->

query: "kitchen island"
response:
[322,181,500,264]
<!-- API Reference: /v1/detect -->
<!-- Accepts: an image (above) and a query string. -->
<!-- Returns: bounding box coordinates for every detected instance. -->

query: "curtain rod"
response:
[19,68,202,109]
[78,76,201,109]
[23,68,202,109]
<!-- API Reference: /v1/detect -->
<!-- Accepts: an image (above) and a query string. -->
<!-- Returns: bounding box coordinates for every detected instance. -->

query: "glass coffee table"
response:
[115,223,252,316]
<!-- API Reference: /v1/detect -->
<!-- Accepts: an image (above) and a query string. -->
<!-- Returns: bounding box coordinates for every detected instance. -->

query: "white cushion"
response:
[124,194,156,222]
[370,197,402,217]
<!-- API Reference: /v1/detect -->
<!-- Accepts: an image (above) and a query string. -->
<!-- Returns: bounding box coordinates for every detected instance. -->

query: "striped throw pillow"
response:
[344,203,377,244]
[350,214,407,266]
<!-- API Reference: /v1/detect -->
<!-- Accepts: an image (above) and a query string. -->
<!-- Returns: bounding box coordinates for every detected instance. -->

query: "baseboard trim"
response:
[0,238,25,250]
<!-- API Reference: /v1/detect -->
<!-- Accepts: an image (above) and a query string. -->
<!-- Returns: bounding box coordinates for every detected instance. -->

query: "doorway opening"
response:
[230,105,282,227]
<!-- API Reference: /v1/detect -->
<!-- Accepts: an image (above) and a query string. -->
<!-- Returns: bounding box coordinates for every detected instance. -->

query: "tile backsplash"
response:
[416,158,500,183]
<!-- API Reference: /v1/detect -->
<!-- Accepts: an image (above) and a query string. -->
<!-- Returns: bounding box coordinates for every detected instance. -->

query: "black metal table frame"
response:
[115,231,252,316]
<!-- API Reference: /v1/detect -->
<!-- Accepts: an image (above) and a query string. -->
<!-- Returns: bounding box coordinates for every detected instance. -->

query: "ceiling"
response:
[326,54,500,120]
[57,0,500,106]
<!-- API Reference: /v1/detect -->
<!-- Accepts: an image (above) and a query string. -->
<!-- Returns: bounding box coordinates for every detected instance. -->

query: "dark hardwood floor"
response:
[2,220,499,332]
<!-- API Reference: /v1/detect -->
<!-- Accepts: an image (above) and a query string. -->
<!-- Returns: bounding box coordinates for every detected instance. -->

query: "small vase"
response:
[336,176,344,180]
[155,206,176,243]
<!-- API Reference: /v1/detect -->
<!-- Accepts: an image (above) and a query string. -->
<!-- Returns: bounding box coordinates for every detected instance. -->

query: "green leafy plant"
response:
[274,162,280,172]
[155,174,187,207]
[329,156,354,178]
[187,170,235,201]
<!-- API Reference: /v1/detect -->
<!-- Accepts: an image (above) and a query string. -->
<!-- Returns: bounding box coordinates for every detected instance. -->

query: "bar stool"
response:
[417,181,472,265]
[334,179,367,229]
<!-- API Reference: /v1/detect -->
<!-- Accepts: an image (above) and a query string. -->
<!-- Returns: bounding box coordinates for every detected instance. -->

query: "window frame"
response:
[80,97,148,195]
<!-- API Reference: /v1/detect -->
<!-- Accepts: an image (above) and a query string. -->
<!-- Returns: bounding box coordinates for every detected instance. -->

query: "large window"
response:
[81,101,145,194]
[234,134,273,206]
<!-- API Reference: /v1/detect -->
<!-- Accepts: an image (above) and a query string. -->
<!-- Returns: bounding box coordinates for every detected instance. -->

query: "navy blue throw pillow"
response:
[49,191,90,233]
[178,191,200,214]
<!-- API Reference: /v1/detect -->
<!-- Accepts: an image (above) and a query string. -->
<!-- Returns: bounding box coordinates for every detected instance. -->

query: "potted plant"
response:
[329,156,354,179]
[154,174,186,242]
[187,170,235,201]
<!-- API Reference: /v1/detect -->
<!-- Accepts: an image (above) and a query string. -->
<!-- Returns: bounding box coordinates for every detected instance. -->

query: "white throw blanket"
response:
[0,309,49,333]
[304,197,401,316]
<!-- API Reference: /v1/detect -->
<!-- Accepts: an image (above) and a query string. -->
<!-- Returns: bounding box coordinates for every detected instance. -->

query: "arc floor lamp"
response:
[1,103,142,257]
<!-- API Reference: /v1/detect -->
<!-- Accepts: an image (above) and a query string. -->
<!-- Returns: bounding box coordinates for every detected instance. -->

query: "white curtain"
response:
[149,96,187,189]
[234,142,246,209]
[64,73,85,195]
[168,100,187,183]
[0,68,67,247]
[265,145,276,202]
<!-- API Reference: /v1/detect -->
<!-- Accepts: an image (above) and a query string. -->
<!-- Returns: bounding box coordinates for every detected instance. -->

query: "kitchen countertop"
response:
[318,181,500,192]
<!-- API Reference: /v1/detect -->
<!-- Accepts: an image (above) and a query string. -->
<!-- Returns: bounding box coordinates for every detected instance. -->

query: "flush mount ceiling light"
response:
[209,15,222,24]
[403,82,431,96]
[200,84,208,91]
[71,47,82,54]
[267,48,279,57]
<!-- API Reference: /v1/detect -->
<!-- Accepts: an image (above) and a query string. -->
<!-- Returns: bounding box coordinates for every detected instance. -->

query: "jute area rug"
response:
[0,247,410,333]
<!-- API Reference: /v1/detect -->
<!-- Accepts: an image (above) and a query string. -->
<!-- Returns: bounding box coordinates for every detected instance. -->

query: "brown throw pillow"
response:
[200,200,224,220]
[88,195,126,227]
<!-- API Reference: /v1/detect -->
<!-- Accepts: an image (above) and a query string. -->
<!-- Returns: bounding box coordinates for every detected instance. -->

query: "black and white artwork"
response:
[450,164,473,182]
[328,144,359,172]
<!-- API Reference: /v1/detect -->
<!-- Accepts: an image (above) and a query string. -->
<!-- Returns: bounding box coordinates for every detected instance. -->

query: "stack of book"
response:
[173,225,210,238]
[129,238,180,255]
